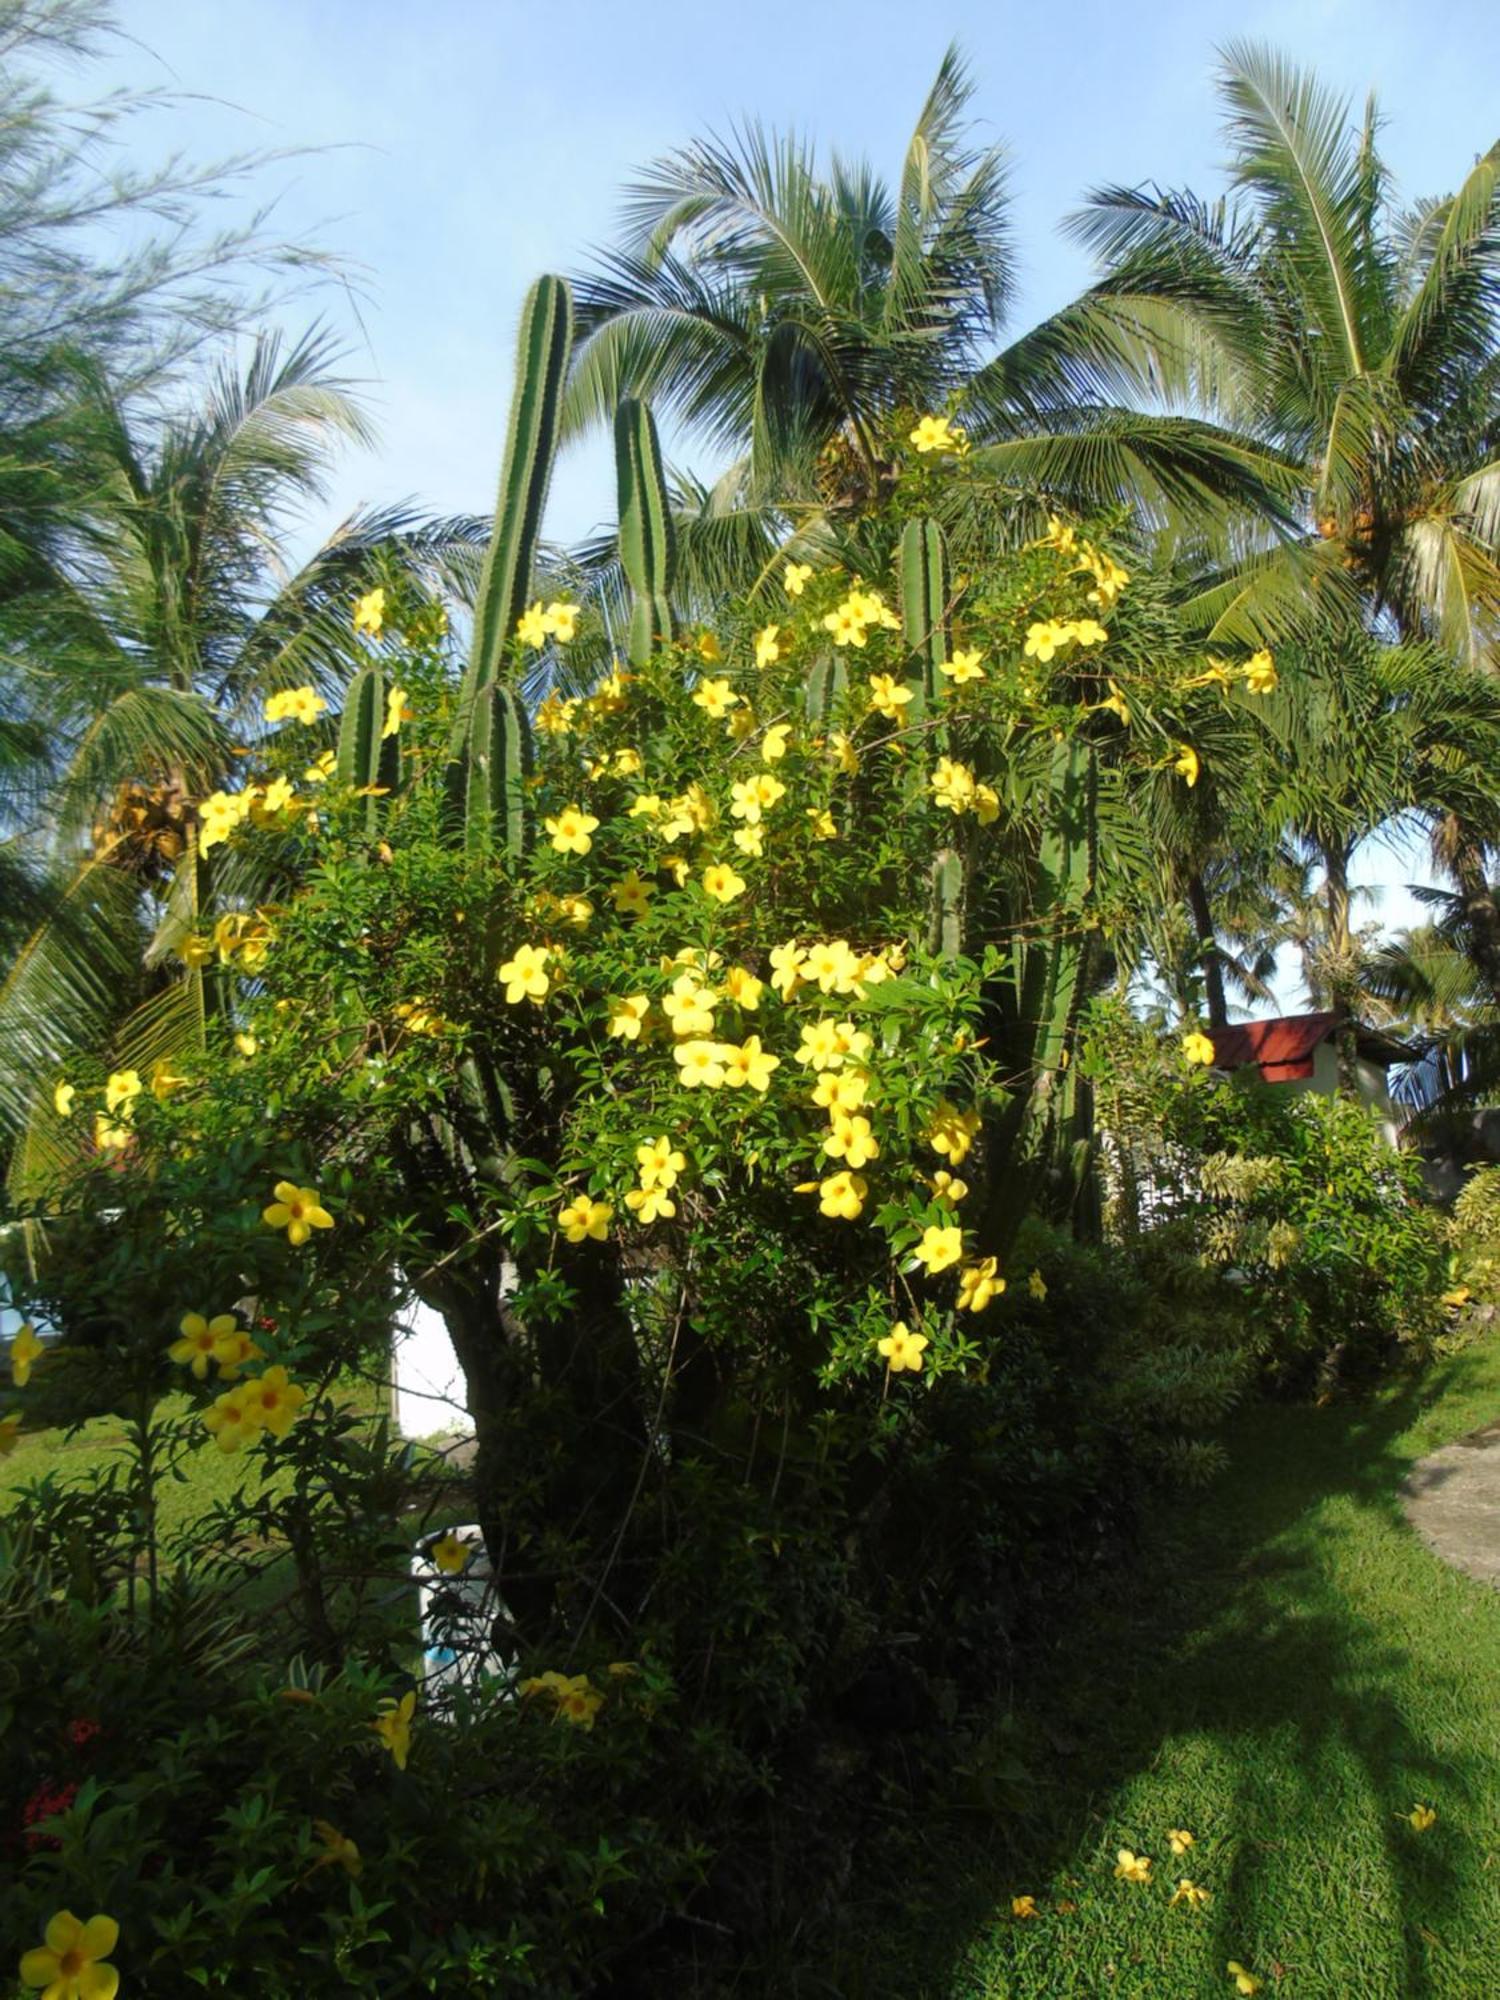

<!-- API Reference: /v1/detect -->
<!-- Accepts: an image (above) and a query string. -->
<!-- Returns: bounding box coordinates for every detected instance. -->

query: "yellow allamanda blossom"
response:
[1227,1965,1262,1996]
[610,870,653,918]
[499,943,552,1005]
[429,1532,469,1576]
[353,586,386,636]
[784,561,813,597]
[696,629,722,663]
[930,756,977,814]
[545,805,599,855]
[909,413,964,454]
[702,862,747,904]
[733,823,765,856]
[535,692,579,735]
[265,684,328,725]
[1173,744,1201,788]
[822,1113,879,1170]
[19,1911,120,2000]
[762,723,791,763]
[1023,621,1070,663]
[930,1168,967,1203]
[692,677,739,719]
[1403,1802,1437,1831]
[105,1069,142,1116]
[1167,1828,1195,1855]
[926,1100,980,1165]
[956,1257,1004,1311]
[169,1311,244,1380]
[382,683,412,738]
[866,673,913,721]
[1114,1848,1152,1883]
[662,975,716,1038]
[721,1036,780,1092]
[1011,1895,1039,1919]
[1244,648,1277,694]
[9,1323,44,1387]
[816,1170,867,1220]
[941,648,986,685]
[308,1819,363,1879]
[877,1320,929,1372]
[770,940,807,999]
[242,1366,306,1438]
[1029,1268,1048,1300]
[1182,1030,1217,1067]
[1169,1879,1211,1909]
[262,1181,334,1247]
[913,1225,963,1275]
[558,1195,612,1243]
[721,966,763,1010]
[518,1670,605,1729]
[608,995,650,1042]
[806,808,837,839]
[813,1069,868,1115]
[625,1184,676,1223]
[52,1079,76,1117]
[755,625,782,668]
[374,1689,416,1768]
[827,730,859,775]
[674,1039,729,1089]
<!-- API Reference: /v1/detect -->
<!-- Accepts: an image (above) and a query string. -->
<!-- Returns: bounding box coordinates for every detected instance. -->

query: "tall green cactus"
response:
[927,848,965,959]
[900,517,949,705]
[337,665,402,835]
[615,398,676,668]
[456,273,573,720]
[804,653,848,730]
[980,739,1098,1255]
[448,681,532,858]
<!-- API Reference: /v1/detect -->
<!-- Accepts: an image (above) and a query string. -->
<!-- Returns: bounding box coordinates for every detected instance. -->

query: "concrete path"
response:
[1401,1422,1500,1588]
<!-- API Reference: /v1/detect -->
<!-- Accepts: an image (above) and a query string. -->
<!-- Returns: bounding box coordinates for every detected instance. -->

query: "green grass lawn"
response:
[867,1334,1500,1999]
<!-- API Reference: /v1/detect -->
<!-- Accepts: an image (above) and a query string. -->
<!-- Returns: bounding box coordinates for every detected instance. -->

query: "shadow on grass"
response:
[812,1342,1500,1999]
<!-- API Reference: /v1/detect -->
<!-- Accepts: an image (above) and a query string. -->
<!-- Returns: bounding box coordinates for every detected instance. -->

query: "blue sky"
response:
[89,0,1500,995]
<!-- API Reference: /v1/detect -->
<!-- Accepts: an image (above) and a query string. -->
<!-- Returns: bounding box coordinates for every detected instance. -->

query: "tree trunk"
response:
[1446,821,1500,1007]
[1186,872,1228,1029]
[1322,843,1360,1096]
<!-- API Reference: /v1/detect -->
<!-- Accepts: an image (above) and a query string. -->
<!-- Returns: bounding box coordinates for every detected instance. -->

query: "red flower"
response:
[22,1779,78,1850]
[66,1716,103,1749]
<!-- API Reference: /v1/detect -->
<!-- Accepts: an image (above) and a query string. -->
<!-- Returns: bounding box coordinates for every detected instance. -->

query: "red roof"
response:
[1209,1012,1407,1084]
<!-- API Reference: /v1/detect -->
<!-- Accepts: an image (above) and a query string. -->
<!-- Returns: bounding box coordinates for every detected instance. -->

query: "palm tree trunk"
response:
[1322,843,1359,1096]
[1446,822,1500,1008]
[1185,873,1228,1029]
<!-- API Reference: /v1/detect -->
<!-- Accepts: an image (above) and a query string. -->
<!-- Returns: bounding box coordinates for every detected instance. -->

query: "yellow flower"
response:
[696,630,722,663]
[169,1311,241,1380]
[607,994,650,1043]
[201,1383,260,1453]
[1442,1286,1472,1309]
[867,673,913,721]
[53,1080,76,1117]
[9,1323,44,1388]
[1114,1848,1152,1883]
[829,1020,871,1064]
[611,747,643,776]
[692,676,738,719]
[1082,550,1130,605]
[956,1257,1004,1312]
[516,601,549,647]
[802,939,860,994]
[382,683,412,738]
[930,756,977,814]
[559,1194,612,1243]
[542,601,579,643]
[702,862,747,904]
[283,686,327,726]
[499,943,552,1004]
[588,666,632,714]
[909,413,960,453]
[309,1818,363,1879]
[941,648,986,685]
[762,722,792,763]
[0,1411,22,1455]
[262,1180,334,1247]
[817,1170,868,1220]
[926,1100,980,1165]
[604,869,651,921]
[974,783,1000,825]
[235,1032,257,1061]
[374,1689,416,1768]
[1011,1895,1039,1919]
[197,787,254,853]
[930,1168,966,1202]
[794,1019,844,1072]
[535,692,579,735]
[429,1532,470,1576]
[1403,1802,1437,1831]
[823,602,869,649]
[662,975,716,1038]
[1069,618,1109,648]
[827,730,860,775]
[518,1670,605,1729]
[243,1365,307,1439]
[105,1069,142,1116]
[178,934,214,967]
[731,823,763,856]
[210,1328,264,1381]
[19,1911,120,2000]
[1167,1828,1195,1856]
[727,705,758,742]
[823,1113,879,1170]
[1094,681,1131,725]
[545,805,599,855]
[755,625,782,668]
[1169,1878,1211,1910]
[804,807,836,840]
[674,1038,729,1089]
[1227,1965,1262,1997]
[1024,620,1069,663]
[913,1225,963,1275]
[1173,743,1201,787]
[1028,1268,1048,1301]
[624,1184,676,1223]
[769,940,807,999]
[877,1320,929,1372]
[1243,649,1277,694]
[1182,1030,1217,1067]
[353,586,386,636]
[150,1057,186,1102]
[812,1078,868,1132]
[93,1112,132,1153]
[722,1036,780,1092]
[784,561,813,596]
[721,966,763,1010]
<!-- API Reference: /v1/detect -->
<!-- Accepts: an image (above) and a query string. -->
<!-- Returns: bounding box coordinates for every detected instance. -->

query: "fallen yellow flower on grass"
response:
[1227,1964,1262,1996]
[9,1323,44,1388]
[1402,1802,1437,1831]
[1167,1827,1195,1855]
[374,1689,416,1769]
[1169,1878,1211,1909]
[262,1181,334,1247]
[1010,1894,1038,1919]
[1114,1848,1152,1883]
[19,1910,120,1999]
[877,1321,928,1373]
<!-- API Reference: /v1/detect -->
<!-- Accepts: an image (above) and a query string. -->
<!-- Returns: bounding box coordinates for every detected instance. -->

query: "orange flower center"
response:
[288,1199,306,1219]
[59,1951,84,1976]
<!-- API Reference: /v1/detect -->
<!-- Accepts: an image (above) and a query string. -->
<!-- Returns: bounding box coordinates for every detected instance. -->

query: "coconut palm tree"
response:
[1068,41,1500,664]
[563,48,1297,597]
[0,330,484,1189]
